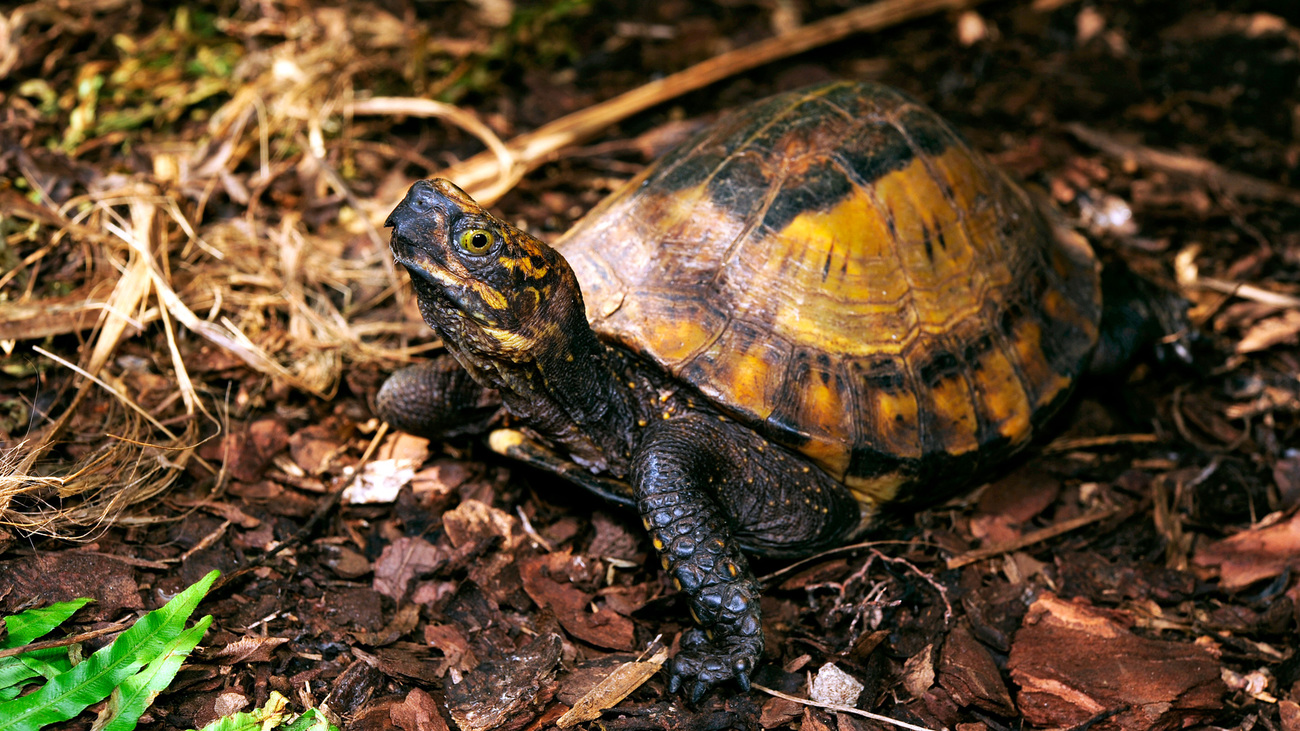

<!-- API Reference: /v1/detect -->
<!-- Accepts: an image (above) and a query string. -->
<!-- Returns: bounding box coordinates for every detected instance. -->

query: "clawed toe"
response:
[666,633,761,700]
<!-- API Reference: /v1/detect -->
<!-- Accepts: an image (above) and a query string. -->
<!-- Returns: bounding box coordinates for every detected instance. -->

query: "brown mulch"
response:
[1,1,1299,730]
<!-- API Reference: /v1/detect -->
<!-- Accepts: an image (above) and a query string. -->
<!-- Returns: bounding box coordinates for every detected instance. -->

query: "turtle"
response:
[377,80,1137,699]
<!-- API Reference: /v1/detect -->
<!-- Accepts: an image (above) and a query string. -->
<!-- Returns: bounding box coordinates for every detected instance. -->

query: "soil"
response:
[1,1,1299,730]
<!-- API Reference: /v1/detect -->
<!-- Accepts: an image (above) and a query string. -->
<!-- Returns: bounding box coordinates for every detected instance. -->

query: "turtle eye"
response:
[458,228,495,256]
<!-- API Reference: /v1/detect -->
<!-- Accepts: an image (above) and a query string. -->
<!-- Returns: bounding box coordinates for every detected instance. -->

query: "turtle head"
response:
[386,179,586,365]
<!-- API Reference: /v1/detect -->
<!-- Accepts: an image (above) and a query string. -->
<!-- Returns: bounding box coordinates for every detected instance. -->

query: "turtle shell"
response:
[555,81,1101,505]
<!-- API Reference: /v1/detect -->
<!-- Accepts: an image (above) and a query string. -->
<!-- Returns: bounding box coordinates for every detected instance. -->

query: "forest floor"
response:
[2,0,1299,730]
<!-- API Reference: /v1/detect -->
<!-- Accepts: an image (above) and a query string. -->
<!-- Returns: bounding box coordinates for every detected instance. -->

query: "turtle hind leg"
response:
[376,354,502,439]
[1090,262,1193,376]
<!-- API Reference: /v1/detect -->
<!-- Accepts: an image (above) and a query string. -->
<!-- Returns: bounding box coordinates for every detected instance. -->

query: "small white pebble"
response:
[809,662,864,707]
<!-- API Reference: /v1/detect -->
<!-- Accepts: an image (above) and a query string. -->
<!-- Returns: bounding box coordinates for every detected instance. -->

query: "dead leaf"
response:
[939,624,1016,715]
[377,432,431,462]
[802,707,837,731]
[519,553,635,651]
[322,545,372,580]
[207,636,290,664]
[374,537,444,600]
[1008,593,1224,731]
[1279,700,1300,731]
[345,457,419,504]
[1237,310,1300,353]
[556,646,668,727]
[425,623,476,678]
[902,644,937,699]
[217,418,290,483]
[1274,454,1300,510]
[759,696,803,727]
[971,469,1061,543]
[442,499,517,549]
[390,688,451,731]
[1192,511,1300,590]
[289,422,347,475]
[0,552,142,620]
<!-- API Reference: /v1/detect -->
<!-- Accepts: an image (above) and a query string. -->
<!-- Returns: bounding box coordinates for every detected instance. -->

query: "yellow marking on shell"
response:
[786,359,852,476]
[647,307,721,364]
[873,156,988,330]
[765,193,915,357]
[922,369,980,455]
[673,578,682,590]
[688,324,788,425]
[642,516,652,530]
[928,145,999,243]
[1042,287,1098,343]
[865,365,922,459]
[968,337,1033,445]
[661,555,671,570]
[689,606,701,624]
[1008,316,1072,408]
[1050,225,1101,282]
[799,438,850,481]
[844,472,909,508]
[726,563,738,578]
[652,537,665,551]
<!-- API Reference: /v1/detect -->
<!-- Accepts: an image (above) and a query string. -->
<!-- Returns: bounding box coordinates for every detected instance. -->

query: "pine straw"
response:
[1,3,441,535]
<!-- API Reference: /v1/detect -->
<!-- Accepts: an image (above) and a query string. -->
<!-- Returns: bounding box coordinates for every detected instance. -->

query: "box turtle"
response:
[378,80,1105,698]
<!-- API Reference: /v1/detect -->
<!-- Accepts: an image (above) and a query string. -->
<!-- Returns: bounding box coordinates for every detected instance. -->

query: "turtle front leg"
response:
[632,414,860,700]
[376,354,502,439]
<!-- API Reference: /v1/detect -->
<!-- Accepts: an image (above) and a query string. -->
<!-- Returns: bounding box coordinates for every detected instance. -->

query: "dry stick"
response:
[436,0,982,204]
[1064,122,1300,206]
[1042,432,1158,453]
[753,683,938,731]
[1195,276,1300,310]
[0,618,134,660]
[945,507,1122,569]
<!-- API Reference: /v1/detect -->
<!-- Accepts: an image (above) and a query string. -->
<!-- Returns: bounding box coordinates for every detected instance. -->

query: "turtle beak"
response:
[386,180,440,255]
[385,180,503,327]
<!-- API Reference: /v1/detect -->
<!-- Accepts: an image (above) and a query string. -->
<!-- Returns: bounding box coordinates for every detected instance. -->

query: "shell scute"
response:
[556,81,1101,493]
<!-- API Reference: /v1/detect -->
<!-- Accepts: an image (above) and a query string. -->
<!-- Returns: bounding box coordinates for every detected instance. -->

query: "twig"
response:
[0,618,133,660]
[1064,122,1300,206]
[431,0,982,204]
[1194,276,1300,310]
[752,683,938,731]
[946,508,1122,569]
[349,97,524,203]
[1042,433,1158,453]
[757,539,925,587]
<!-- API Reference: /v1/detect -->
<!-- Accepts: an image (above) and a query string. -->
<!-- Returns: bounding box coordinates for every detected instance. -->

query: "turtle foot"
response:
[666,628,761,702]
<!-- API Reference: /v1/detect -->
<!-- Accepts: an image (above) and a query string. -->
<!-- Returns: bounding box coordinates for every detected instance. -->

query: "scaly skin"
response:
[381,179,861,697]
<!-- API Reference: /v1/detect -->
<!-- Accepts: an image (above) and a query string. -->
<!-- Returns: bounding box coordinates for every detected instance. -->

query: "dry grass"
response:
[1,2,450,534]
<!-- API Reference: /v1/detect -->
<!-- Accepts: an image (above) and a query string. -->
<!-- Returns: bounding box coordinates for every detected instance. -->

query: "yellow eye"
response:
[458,228,495,255]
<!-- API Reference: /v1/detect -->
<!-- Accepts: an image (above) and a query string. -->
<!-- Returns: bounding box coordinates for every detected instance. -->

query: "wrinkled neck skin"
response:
[411,264,639,477]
